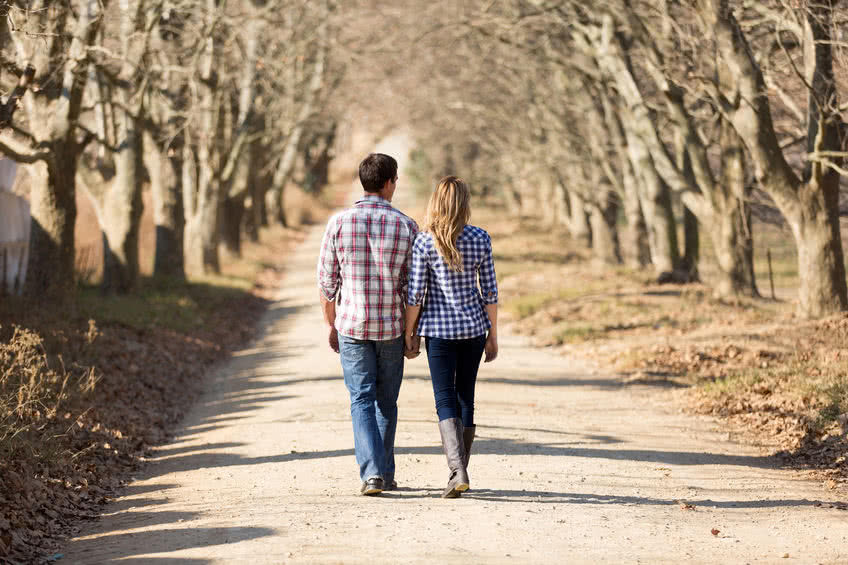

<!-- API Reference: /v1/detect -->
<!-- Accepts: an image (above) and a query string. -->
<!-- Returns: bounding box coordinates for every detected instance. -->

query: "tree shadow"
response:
[462,488,827,508]
[479,373,688,389]
[65,526,274,563]
[119,483,180,497]
[105,497,172,514]
[110,557,213,565]
[137,434,777,480]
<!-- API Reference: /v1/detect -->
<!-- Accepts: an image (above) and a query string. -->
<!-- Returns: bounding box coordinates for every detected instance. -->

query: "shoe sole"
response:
[443,483,469,498]
[362,487,383,496]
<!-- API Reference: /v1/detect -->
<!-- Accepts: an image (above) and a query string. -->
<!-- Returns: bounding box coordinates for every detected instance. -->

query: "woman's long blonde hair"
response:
[425,175,471,272]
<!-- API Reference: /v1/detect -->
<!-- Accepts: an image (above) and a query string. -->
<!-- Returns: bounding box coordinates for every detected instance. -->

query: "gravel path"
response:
[62,210,848,565]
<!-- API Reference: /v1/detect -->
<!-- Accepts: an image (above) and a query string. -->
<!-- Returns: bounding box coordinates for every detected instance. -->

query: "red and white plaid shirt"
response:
[317,194,419,340]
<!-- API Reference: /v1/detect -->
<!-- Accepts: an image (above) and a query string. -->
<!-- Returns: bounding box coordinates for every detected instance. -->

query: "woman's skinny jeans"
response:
[425,335,486,427]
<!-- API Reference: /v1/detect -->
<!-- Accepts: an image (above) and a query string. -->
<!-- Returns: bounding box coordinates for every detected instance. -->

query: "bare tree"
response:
[699,0,847,316]
[0,1,107,300]
[77,0,157,293]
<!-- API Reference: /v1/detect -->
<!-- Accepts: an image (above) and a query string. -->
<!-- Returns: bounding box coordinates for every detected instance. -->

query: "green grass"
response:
[815,380,848,431]
[506,288,587,319]
[701,369,766,395]
[77,274,255,333]
[553,325,605,344]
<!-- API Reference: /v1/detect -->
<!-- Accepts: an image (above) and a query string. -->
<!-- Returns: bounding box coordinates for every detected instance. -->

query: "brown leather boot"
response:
[438,417,469,498]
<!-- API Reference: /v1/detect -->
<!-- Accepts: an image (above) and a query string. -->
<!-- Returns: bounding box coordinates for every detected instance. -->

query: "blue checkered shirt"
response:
[407,225,498,339]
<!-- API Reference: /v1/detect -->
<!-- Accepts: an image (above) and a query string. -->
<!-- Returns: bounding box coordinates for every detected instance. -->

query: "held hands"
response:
[404,334,421,359]
[329,327,340,354]
[484,332,498,363]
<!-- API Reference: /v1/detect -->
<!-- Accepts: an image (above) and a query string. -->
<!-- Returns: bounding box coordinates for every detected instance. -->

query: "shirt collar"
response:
[355,193,393,207]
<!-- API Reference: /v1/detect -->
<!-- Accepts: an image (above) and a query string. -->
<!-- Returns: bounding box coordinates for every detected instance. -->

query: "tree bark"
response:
[98,127,143,293]
[563,186,592,247]
[673,134,700,282]
[552,178,570,228]
[78,0,150,294]
[588,193,621,265]
[144,131,185,279]
[621,124,679,273]
[26,154,77,299]
[540,175,557,226]
[601,91,650,267]
[184,0,223,276]
[220,147,251,258]
[7,1,107,301]
[244,139,268,242]
[700,0,847,316]
[709,119,757,298]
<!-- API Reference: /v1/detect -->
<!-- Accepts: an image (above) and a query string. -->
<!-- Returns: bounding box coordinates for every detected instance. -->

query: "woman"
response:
[405,175,499,498]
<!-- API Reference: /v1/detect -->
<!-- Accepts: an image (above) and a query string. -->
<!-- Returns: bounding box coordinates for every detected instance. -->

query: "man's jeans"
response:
[339,335,405,482]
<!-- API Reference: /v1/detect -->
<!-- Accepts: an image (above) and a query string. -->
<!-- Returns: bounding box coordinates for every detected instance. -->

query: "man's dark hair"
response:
[358,153,397,193]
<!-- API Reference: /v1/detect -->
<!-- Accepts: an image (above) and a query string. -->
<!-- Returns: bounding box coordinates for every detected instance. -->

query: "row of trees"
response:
[2,1,846,320]
[389,0,847,319]
[0,0,341,299]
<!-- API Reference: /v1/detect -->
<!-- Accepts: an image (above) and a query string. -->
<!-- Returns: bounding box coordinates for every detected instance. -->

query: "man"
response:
[317,153,419,495]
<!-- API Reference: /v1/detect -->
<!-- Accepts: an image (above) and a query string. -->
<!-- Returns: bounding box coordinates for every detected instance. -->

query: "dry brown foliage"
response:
[0,224,306,563]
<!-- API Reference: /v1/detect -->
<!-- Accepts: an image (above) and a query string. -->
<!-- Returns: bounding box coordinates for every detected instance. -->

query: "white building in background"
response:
[0,158,29,294]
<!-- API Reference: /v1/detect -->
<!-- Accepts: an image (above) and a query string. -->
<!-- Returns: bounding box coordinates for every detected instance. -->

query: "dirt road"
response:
[62,209,848,564]
[62,131,848,565]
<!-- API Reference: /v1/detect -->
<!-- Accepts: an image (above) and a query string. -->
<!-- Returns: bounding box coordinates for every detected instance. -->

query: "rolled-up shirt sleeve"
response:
[317,220,339,301]
[479,234,498,304]
[407,235,428,306]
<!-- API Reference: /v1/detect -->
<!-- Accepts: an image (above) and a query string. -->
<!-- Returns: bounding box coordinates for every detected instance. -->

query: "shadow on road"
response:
[139,435,778,481]
[66,526,274,564]
[462,489,825,509]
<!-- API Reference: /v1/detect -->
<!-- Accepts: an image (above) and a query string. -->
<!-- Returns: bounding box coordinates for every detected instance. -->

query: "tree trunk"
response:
[553,179,570,228]
[145,132,185,279]
[709,203,754,299]
[184,0,223,276]
[793,200,847,317]
[620,175,651,268]
[26,153,77,300]
[588,194,621,265]
[540,175,557,226]
[244,149,267,242]
[601,91,650,267]
[184,163,221,276]
[303,124,335,193]
[266,124,303,226]
[681,206,699,281]
[623,127,679,272]
[708,120,757,298]
[220,195,245,258]
[8,1,104,301]
[99,126,144,293]
[565,189,592,247]
[220,147,251,258]
[701,0,847,316]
